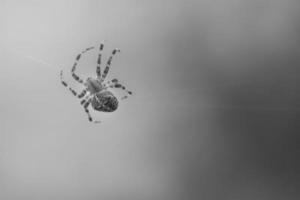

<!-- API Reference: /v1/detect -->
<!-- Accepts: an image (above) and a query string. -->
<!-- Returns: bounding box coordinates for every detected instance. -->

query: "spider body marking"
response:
[85,78,119,112]
[92,90,119,112]
[60,43,132,123]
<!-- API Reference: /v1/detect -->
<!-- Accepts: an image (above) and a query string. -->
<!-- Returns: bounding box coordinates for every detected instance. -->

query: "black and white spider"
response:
[60,43,132,123]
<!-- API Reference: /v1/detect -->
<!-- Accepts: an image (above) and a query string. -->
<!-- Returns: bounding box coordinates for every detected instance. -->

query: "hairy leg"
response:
[83,99,101,123]
[96,43,104,80]
[77,88,88,98]
[104,79,133,100]
[101,48,120,81]
[60,70,88,99]
[71,46,95,84]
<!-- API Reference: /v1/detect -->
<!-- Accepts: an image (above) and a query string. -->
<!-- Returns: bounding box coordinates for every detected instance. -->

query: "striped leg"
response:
[77,88,88,98]
[101,48,121,81]
[60,70,88,99]
[71,46,95,84]
[105,79,133,100]
[83,99,101,123]
[96,43,104,80]
[80,93,92,105]
[114,83,133,100]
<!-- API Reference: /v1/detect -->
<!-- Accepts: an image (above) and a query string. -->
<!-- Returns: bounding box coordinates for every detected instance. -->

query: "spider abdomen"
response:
[92,91,118,112]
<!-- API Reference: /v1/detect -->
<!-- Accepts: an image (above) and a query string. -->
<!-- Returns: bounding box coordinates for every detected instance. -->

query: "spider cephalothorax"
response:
[60,43,132,123]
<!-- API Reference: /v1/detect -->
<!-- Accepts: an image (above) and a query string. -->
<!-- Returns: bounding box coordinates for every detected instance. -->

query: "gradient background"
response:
[1,0,300,200]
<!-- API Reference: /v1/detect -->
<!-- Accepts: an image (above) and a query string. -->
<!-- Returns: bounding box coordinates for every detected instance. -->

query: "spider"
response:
[60,43,132,123]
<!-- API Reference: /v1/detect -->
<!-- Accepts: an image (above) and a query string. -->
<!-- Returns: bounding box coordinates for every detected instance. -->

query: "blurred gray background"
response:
[1,0,300,200]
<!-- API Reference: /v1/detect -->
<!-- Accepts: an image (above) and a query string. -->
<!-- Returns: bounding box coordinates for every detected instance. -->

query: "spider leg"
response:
[77,88,88,98]
[101,48,121,81]
[96,43,104,80]
[104,79,133,100]
[80,93,92,105]
[83,99,101,123]
[60,70,89,99]
[71,46,95,84]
